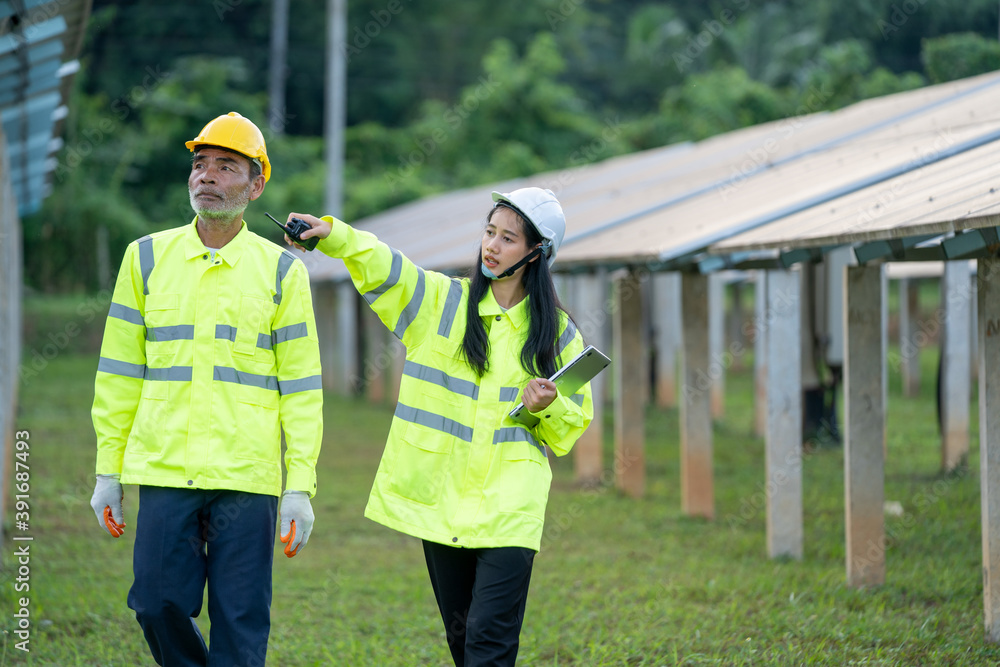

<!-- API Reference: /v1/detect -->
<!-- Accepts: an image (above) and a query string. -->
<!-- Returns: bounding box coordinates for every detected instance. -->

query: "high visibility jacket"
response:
[317,216,593,551]
[92,218,323,497]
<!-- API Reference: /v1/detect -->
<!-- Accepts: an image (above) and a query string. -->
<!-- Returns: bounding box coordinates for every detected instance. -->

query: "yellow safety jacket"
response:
[92,218,323,497]
[317,216,593,551]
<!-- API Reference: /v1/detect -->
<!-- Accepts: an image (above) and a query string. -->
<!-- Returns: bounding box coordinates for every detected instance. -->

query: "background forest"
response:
[24,0,1000,292]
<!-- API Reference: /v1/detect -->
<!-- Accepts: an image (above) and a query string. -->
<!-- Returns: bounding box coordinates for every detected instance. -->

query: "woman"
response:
[289,187,593,666]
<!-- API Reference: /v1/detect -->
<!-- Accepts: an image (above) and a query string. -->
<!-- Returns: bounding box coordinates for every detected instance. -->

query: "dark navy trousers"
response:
[422,540,536,667]
[128,486,278,667]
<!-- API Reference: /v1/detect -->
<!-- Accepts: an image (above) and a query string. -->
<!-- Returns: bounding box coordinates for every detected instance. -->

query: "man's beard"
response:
[189,181,253,223]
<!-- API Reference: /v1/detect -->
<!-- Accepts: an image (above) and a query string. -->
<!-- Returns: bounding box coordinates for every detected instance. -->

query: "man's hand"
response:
[279,490,315,558]
[90,474,126,537]
[521,378,558,413]
[285,213,331,251]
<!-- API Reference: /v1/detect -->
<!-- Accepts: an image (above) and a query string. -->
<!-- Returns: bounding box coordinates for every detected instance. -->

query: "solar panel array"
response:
[1,0,89,216]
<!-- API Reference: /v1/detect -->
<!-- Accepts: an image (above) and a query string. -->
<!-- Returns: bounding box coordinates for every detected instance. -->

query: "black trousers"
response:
[422,540,536,667]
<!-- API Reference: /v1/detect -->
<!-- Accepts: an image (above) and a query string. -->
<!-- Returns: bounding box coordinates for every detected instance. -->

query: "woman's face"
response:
[482,207,535,278]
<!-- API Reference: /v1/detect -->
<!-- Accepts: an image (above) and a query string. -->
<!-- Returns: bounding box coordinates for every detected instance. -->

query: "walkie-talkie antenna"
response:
[264,212,288,232]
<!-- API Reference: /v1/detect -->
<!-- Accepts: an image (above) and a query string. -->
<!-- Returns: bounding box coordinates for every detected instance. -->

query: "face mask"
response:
[480,245,546,281]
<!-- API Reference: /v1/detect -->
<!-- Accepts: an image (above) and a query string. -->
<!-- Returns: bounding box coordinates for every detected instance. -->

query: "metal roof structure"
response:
[1,0,90,216]
[303,71,1000,282]
[708,113,1000,263]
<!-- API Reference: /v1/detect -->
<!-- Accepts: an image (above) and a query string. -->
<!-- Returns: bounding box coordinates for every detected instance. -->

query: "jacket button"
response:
[202,254,208,259]
[452,537,458,543]
[187,480,194,485]
[495,315,501,321]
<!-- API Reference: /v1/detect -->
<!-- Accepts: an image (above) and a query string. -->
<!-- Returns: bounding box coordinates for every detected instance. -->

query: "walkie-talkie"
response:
[265,212,319,251]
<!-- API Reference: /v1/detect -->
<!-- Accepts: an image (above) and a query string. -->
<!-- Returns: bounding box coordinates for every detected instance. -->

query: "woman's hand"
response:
[285,212,331,250]
[521,378,557,413]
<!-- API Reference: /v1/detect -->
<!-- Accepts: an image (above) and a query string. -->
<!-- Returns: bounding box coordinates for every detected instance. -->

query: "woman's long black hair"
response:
[462,205,565,378]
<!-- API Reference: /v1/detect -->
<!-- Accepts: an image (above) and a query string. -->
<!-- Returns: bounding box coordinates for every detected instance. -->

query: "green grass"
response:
[2,344,998,666]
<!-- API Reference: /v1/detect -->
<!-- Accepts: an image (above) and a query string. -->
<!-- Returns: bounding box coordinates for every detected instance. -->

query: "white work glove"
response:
[278,490,314,558]
[90,474,125,538]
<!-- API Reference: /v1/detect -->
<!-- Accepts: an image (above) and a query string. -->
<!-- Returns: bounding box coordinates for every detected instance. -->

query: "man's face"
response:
[188,146,263,222]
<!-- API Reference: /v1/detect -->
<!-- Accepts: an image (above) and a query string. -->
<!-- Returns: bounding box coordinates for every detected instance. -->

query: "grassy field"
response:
[2,342,998,665]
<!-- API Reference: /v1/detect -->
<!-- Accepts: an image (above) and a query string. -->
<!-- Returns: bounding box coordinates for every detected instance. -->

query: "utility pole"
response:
[268,0,290,135]
[324,0,346,217]
[321,0,356,397]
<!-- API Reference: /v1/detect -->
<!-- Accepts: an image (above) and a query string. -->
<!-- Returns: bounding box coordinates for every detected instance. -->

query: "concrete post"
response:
[680,272,714,519]
[614,269,645,497]
[765,269,803,559]
[844,264,886,588]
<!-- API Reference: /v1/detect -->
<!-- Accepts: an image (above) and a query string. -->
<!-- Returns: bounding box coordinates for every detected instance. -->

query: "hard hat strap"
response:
[492,245,546,280]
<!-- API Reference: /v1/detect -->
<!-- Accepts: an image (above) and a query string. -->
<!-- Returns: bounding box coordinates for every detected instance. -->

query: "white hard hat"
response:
[491,187,566,265]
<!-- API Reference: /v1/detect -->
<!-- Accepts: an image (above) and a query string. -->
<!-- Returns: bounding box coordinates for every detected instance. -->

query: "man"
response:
[90,112,323,666]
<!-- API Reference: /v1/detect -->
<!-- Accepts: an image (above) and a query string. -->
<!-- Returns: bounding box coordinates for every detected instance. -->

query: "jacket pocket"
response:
[144,292,179,320]
[235,295,268,357]
[416,337,475,408]
[387,429,453,506]
[235,400,281,462]
[499,447,551,519]
[127,359,171,455]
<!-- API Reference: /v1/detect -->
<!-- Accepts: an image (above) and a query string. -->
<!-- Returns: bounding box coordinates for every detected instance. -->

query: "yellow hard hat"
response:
[185,111,271,182]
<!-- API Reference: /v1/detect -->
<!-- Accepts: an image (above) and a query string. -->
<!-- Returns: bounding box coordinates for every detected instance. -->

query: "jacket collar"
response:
[184,216,249,267]
[478,285,529,330]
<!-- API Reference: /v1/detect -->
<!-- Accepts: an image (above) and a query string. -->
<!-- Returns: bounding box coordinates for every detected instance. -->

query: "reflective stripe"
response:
[493,426,546,456]
[216,324,270,349]
[216,324,238,342]
[499,387,520,403]
[216,324,287,351]
[98,357,193,381]
[138,235,154,296]
[394,403,473,442]
[403,360,479,400]
[278,375,323,395]
[437,279,463,338]
[213,366,279,391]
[571,393,584,406]
[145,366,193,381]
[146,325,194,342]
[108,303,144,326]
[273,251,296,305]
[556,319,578,358]
[272,322,308,345]
[365,248,403,305]
[393,267,425,339]
[98,357,145,379]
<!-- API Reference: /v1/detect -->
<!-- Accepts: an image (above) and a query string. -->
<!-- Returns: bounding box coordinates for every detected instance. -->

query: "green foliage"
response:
[22,81,149,292]
[859,67,927,100]
[347,32,630,214]
[795,40,927,111]
[25,1,999,291]
[663,67,790,141]
[716,3,825,87]
[922,32,1000,84]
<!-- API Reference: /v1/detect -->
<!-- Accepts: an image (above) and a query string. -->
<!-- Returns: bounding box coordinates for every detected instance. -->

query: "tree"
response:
[922,32,1000,84]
